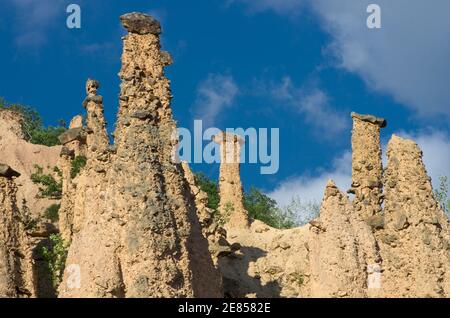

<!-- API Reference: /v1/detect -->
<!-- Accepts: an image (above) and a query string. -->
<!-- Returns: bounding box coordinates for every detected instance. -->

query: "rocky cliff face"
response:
[0,109,61,225]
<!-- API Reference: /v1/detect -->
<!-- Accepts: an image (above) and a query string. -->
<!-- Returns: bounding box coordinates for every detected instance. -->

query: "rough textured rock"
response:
[58,13,221,298]
[182,162,232,265]
[0,165,35,297]
[378,135,450,297]
[1,11,448,299]
[308,181,368,297]
[214,132,249,229]
[120,12,161,35]
[219,113,448,299]
[0,109,61,223]
[350,112,385,220]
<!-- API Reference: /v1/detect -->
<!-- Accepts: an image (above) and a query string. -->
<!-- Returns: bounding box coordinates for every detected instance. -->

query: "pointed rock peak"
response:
[388,134,421,154]
[120,12,161,35]
[69,115,83,129]
[324,180,341,199]
[351,112,387,128]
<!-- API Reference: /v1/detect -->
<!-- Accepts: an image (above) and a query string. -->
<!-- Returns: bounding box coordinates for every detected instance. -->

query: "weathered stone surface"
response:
[58,13,221,298]
[58,127,87,145]
[351,112,385,220]
[0,164,20,178]
[351,112,387,128]
[0,175,35,297]
[120,12,161,35]
[213,132,249,229]
[161,51,173,66]
[378,135,450,297]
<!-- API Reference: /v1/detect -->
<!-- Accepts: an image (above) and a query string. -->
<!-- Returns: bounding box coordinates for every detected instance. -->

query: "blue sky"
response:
[1,0,449,206]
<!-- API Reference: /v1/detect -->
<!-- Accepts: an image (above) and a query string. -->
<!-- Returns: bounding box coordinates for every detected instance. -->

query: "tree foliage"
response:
[44,204,61,223]
[70,155,87,179]
[194,172,220,211]
[434,176,450,217]
[31,165,63,199]
[0,97,66,146]
[244,187,297,229]
[40,234,68,288]
[193,172,314,229]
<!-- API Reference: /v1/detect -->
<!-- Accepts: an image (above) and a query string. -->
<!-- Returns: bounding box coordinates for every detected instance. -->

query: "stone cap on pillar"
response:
[86,79,100,96]
[120,12,161,35]
[213,132,245,145]
[351,112,387,128]
[0,164,20,178]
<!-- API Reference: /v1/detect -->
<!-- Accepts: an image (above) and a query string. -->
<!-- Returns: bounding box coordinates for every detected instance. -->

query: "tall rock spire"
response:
[379,135,450,297]
[0,165,35,297]
[214,132,249,229]
[350,112,386,220]
[59,12,221,298]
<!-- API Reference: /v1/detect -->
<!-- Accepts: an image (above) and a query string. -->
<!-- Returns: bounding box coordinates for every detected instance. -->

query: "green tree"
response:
[70,155,87,178]
[434,176,450,217]
[31,165,63,199]
[194,172,220,211]
[280,196,320,226]
[40,234,68,288]
[0,97,66,146]
[244,187,297,229]
[44,204,61,223]
[193,172,320,229]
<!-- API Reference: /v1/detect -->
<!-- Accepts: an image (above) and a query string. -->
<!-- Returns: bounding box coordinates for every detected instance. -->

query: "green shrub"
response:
[244,187,297,229]
[280,196,320,226]
[0,97,66,146]
[70,155,87,179]
[31,165,63,199]
[194,172,220,211]
[434,176,450,217]
[193,172,299,229]
[44,204,61,222]
[40,234,68,288]
[30,126,67,147]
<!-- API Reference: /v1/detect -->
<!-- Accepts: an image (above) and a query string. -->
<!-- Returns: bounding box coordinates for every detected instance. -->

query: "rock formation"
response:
[350,112,385,220]
[215,112,449,298]
[0,109,61,224]
[58,12,221,298]
[214,132,249,229]
[0,11,448,299]
[0,164,35,297]
[377,135,450,297]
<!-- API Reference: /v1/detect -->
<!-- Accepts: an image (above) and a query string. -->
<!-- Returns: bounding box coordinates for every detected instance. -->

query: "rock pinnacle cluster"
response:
[0,12,448,298]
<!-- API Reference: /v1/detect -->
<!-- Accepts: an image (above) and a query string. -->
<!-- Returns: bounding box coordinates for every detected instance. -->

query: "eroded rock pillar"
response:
[214,132,249,229]
[350,112,386,219]
[0,164,35,297]
[380,135,450,297]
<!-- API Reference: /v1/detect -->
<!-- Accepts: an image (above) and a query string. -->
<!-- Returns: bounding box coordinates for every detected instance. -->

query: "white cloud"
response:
[231,0,450,120]
[269,130,450,208]
[264,77,348,136]
[311,0,450,119]
[192,73,239,127]
[8,0,67,47]
[268,151,351,207]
